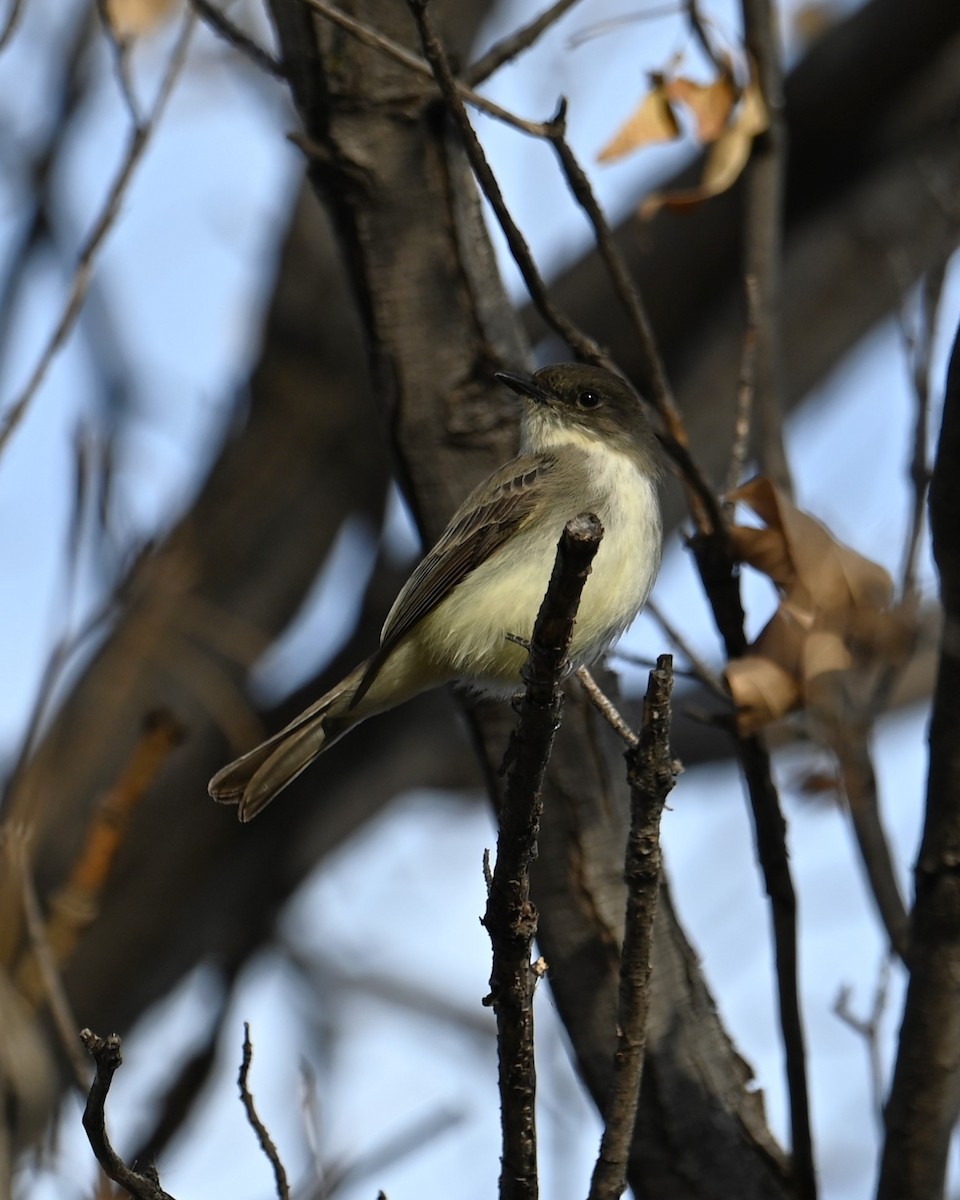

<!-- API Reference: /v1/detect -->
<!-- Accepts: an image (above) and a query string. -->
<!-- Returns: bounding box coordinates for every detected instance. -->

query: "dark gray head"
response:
[497,363,660,474]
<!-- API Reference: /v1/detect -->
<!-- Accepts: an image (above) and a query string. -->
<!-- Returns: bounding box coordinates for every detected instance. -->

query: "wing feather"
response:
[351,452,557,706]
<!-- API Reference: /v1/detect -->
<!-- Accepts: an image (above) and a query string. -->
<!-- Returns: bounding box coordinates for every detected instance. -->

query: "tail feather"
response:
[208,661,368,821]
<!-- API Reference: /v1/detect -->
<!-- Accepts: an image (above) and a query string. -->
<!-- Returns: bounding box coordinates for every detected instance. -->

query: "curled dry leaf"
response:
[640,77,769,217]
[597,75,680,162]
[106,0,180,37]
[723,478,910,735]
[665,74,737,143]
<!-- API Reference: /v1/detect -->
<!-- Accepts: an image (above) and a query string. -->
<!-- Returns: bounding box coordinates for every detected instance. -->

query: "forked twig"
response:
[80,1029,177,1200]
[407,0,602,363]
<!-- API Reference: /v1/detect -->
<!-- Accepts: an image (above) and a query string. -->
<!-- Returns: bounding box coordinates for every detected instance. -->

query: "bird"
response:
[209,363,663,820]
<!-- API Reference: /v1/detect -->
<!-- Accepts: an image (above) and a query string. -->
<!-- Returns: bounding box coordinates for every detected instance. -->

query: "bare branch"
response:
[877,312,960,1200]
[644,598,729,702]
[238,1023,291,1200]
[483,513,604,1200]
[588,655,675,1200]
[691,536,816,1200]
[575,666,638,748]
[0,0,25,54]
[542,105,723,534]
[5,830,88,1089]
[0,8,196,461]
[189,0,285,77]
[726,273,760,495]
[832,731,909,960]
[899,261,948,602]
[80,1029,177,1200]
[738,0,792,493]
[95,0,144,129]
[833,955,893,1130]
[683,0,727,76]
[303,0,551,137]
[407,0,602,363]
[466,0,585,85]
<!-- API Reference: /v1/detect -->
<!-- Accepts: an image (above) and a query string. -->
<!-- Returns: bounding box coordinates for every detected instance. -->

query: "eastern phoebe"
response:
[209,363,663,820]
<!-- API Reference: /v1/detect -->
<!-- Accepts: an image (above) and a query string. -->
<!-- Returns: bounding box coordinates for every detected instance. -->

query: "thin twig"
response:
[95,0,144,129]
[832,730,909,960]
[483,513,604,1200]
[542,103,722,534]
[7,831,89,1089]
[868,261,948,720]
[0,0,24,54]
[188,0,285,78]
[0,8,196,460]
[588,655,675,1200]
[644,598,729,701]
[466,0,585,85]
[833,955,893,1131]
[878,316,960,1199]
[683,0,728,76]
[575,666,638,747]
[566,5,683,50]
[725,272,760,497]
[80,1029,178,1200]
[691,534,816,1200]
[899,261,947,601]
[239,1024,291,1200]
[740,0,792,496]
[407,0,602,364]
[302,0,551,138]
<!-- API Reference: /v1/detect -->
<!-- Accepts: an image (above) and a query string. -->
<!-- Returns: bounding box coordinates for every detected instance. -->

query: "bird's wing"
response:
[351,452,557,707]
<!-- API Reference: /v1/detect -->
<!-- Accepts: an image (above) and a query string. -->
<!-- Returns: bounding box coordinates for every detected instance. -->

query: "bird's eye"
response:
[577,390,601,409]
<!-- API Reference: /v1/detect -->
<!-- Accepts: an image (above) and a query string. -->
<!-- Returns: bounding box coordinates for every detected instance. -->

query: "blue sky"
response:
[5,1,957,1197]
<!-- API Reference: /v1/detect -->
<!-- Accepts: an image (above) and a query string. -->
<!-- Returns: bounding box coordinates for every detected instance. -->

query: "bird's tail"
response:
[208,660,370,822]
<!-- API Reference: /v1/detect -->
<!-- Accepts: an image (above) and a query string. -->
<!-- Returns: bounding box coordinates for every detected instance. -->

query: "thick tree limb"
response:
[877,317,960,1199]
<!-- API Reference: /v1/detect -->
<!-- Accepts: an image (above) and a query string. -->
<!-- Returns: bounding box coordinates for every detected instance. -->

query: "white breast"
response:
[409,430,662,694]
[565,437,662,664]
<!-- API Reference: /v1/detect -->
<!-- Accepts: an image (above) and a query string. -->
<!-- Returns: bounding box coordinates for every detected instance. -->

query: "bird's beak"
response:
[495,370,553,406]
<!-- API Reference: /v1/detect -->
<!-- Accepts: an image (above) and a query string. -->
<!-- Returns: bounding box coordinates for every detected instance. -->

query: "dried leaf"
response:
[666,74,737,143]
[725,653,800,735]
[722,477,901,735]
[106,0,179,37]
[640,77,769,218]
[598,76,680,163]
[728,477,893,628]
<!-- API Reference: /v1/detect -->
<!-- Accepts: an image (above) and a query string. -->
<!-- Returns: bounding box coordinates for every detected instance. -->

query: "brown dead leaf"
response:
[666,74,737,143]
[729,477,893,626]
[722,477,901,735]
[598,75,680,163]
[106,0,179,36]
[640,77,769,219]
